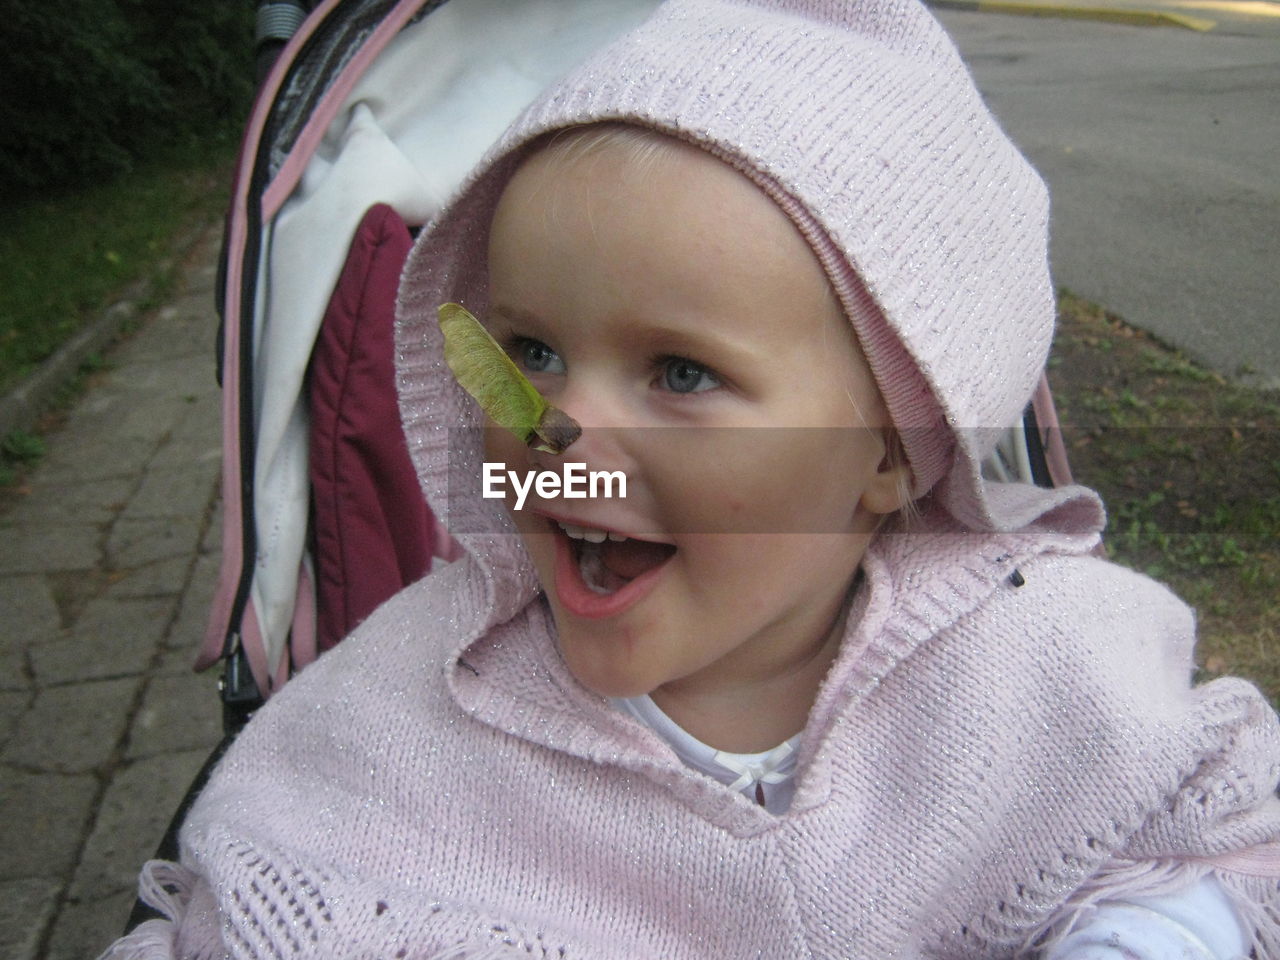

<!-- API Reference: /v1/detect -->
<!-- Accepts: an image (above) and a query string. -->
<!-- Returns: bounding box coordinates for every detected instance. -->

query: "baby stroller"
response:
[199,0,685,732]
[127,0,1076,930]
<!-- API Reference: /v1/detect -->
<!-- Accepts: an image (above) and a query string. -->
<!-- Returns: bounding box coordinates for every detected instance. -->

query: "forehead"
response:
[489,130,845,335]
[504,129,802,245]
[485,130,887,424]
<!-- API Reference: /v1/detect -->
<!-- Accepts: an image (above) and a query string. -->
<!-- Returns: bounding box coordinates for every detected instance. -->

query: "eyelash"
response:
[503,335,721,395]
[507,336,563,374]
[650,354,721,394]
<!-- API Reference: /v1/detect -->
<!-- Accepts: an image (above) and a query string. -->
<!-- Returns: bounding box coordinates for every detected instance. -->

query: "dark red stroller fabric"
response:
[308,203,436,651]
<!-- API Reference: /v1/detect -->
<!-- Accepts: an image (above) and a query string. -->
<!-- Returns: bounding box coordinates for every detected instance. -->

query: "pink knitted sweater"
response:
[107,514,1280,958]
[104,0,1280,956]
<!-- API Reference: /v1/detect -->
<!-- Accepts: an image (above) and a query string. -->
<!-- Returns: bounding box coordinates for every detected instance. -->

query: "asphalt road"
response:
[936,6,1280,387]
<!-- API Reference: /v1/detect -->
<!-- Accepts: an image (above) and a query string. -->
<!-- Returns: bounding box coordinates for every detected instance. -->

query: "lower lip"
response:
[552,527,668,620]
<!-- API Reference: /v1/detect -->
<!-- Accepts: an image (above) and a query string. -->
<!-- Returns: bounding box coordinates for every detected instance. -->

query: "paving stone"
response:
[44,395,161,450]
[26,436,152,485]
[167,553,219,652]
[186,259,219,297]
[0,477,132,527]
[148,434,221,475]
[45,888,136,960]
[115,293,216,362]
[0,574,62,645]
[138,302,219,362]
[106,516,203,568]
[0,768,98,877]
[0,690,32,749]
[62,394,188,448]
[113,360,220,406]
[170,287,219,318]
[157,403,221,463]
[45,568,110,627]
[71,749,211,902]
[53,386,135,431]
[174,377,221,416]
[121,467,220,521]
[0,877,62,960]
[103,557,191,599]
[0,524,101,574]
[60,385,125,423]
[2,678,139,773]
[201,498,223,554]
[74,595,175,649]
[131,304,211,360]
[0,647,30,691]
[29,629,156,685]
[156,644,205,677]
[126,674,222,760]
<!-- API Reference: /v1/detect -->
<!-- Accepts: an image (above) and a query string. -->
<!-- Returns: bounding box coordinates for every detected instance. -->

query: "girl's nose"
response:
[529,380,635,474]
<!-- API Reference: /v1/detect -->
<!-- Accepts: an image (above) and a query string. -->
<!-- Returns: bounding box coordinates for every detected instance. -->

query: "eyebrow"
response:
[634,320,768,368]
[488,303,770,368]
[487,304,538,325]
[483,304,542,335]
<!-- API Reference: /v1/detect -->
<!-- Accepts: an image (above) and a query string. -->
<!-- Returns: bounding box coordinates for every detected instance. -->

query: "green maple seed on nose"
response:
[437,302,582,454]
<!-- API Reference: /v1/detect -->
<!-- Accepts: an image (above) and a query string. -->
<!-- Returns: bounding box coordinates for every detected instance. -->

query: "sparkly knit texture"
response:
[105,526,1280,957]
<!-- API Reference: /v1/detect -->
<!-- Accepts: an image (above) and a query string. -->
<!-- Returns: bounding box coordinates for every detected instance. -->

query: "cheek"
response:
[645,428,870,534]
[479,427,544,540]
[678,534,863,614]
[481,427,535,500]
[482,425,524,466]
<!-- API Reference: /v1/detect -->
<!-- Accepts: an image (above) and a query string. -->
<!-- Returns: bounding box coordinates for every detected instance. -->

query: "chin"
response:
[553,625,663,700]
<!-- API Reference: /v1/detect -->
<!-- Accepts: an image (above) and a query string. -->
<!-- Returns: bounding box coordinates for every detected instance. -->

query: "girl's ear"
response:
[860,431,914,516]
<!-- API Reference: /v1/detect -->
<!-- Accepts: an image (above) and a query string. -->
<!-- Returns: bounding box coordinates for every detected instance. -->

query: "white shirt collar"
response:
[611,694,800,814]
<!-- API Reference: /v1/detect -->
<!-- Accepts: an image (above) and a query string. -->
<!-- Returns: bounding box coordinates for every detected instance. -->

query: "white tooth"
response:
[581,528,608,543]
[607,531,628,542]
[558,523,585,539]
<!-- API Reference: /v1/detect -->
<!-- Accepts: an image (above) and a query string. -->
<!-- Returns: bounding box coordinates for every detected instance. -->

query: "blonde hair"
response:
[536,122,685,181]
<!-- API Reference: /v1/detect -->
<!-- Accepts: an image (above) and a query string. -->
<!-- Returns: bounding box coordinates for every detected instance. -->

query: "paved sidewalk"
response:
[0,223,226,959]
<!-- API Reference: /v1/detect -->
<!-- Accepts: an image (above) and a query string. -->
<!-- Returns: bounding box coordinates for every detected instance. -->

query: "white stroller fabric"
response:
[1041,876,1247,959]
[250,0,661,677]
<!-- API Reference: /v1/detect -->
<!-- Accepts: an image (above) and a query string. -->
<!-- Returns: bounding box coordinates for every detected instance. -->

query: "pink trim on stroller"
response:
[1032,374,1074,489]
[200,0,430,692]
[201,0,664,699]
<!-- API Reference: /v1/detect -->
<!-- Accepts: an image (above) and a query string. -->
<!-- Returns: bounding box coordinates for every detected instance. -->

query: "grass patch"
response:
[0,429,46,487]
[1051,292,1280,703]
[0,130,237,394]
[0,350,117,495]
[2,429,46,464]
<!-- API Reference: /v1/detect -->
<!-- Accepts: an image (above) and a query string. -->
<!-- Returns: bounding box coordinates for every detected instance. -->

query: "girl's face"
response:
[483,134,907,713]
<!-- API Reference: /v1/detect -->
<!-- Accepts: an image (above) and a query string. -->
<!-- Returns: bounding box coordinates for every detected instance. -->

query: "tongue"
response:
[600,538,675,580]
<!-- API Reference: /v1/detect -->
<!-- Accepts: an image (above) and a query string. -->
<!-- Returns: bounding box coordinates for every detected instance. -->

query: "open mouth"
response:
[557,521,677,596]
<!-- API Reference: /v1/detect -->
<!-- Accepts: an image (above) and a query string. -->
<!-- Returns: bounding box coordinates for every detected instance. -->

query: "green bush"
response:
[0,1,253,198]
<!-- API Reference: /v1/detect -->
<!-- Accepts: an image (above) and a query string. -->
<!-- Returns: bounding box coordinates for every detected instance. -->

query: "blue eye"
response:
[662,358,719,394]
[517,338,565,374]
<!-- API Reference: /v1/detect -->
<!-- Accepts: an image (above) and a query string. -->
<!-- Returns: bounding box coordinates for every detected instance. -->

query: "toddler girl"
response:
[105,0,1280,957]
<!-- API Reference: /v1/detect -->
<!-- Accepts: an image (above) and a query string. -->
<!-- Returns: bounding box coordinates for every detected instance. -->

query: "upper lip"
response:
[531,507,673,545]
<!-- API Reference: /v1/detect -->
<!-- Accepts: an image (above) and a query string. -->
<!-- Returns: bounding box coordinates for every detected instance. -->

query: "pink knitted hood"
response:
[396,0,1102,549]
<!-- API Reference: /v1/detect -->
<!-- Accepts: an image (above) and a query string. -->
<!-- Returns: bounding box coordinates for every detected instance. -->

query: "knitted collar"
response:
[434,505,1100,836]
